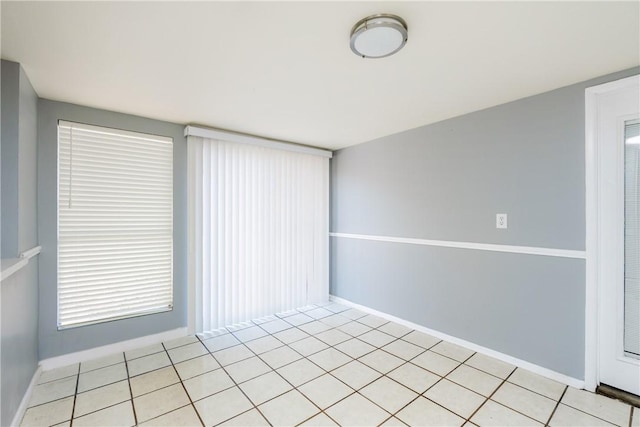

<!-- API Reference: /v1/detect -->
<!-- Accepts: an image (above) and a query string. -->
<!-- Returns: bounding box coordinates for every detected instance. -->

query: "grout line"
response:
[123,351,138,426]
[68,362,81,426]
[545,385,568,426]
[464,362,517,423]
[162,342,206,427]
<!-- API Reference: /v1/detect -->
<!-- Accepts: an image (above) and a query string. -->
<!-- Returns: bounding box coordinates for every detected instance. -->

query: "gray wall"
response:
[38,99,187,359]
[330,67,640,379]
[1,60,40,426]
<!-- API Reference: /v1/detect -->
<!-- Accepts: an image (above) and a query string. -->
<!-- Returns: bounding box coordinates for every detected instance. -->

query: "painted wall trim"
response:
[184,125,333,158]
[10,366,42,427]
[330,295,585,390]
[330,232,586,259]
[1,246,40,282]
[39,327,187,371]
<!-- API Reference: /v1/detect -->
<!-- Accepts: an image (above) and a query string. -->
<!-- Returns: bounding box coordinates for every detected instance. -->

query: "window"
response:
[57,121,173,329]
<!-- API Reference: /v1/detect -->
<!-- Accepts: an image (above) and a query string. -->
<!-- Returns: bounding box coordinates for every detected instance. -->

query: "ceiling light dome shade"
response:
[350,14,408,59]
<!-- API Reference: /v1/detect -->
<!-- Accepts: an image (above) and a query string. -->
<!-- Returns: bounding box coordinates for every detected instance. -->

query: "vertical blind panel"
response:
[188,136,329,331]
[58,121,173,328]
[624,120,640,356]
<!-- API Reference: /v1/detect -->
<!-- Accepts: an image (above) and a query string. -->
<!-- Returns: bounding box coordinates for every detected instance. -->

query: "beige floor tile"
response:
[492,382,557,423]
[323,303,350,314]
[325,393,390,426]
[194,386,254,426]
[167,342,209,364]
[331,360,382,390]
[77,363,127,392]
[74,380,131,417]
[431,341,475,362]
[308,348,352,371]
[334,338,376,359]
[549,403,615,427]
[446,364,503,397]
[73,401,135,427]
[561,387,631,426]
[471,400,542,426]
[130,366,180,397]
[139,405,202,426]
[174,354,220,380]
[387,363,440,394]
[202,333,241,352]
[218,408,269,426]
[380,416,409,426]
[340,308,367,320]
[298,374,354,409]
[125,344,164,361]
[183,368,234,401]
[127,351,171,377]
[358,349,404,374]
[20,396,74,427]
[28,376,77,407]
[51,422,70,427]
[38,364,79,384]
[162,335,199,350]
[134,383,190,423]
[357,314,388,328]
[212,344,254,366]
[232,325,268,342]
[315,328,352,346]
[358,330,396,347]
[259,390,320,426]
[305,307,334,319]
[284,313,314,326]
[277,358,325,387]
[80,353,124,373]
[396,396,465,427]
[412,350,460,376]
[259,318,292,334]
[260,345,303,369]
[424,379,485,418]
[272,327,309,344]
[225,356,272,383]
[360,376,418,413]
[319,314,351,328]
[633,408,640,427]
[507,368,565,400]
[382,339,425,361]
[239,371,292,405]
[402,331,441,349]
[338,321,372,337]
[378,322,412,338]
[244,335,283,354]
[464,353,514,379]
[300,412,339,426]
[299,321,332,335]
[288,336,329,357]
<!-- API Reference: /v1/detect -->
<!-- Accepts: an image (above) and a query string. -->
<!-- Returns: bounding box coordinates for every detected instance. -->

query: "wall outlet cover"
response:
[496,213,508,229]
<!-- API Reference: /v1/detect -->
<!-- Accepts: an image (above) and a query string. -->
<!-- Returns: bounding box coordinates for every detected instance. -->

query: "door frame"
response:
[585,74,640,392]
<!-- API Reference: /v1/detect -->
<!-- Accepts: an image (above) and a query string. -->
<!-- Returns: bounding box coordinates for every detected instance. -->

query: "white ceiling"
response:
[2,1,638,150]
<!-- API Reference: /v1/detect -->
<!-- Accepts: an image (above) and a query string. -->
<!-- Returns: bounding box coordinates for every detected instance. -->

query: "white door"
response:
[589,74,640,395]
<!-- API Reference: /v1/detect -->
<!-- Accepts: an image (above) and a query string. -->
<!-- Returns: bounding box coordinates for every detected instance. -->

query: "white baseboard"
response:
[39,327,188,371]
[10,365,42,427]
[330,295,585,390]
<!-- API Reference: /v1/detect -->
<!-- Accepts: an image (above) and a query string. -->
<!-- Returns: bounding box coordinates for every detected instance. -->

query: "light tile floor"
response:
[21,302,640,427]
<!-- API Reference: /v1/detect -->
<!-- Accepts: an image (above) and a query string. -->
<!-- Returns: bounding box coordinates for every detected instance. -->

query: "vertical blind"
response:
[624,119,640,356]
[58,121,174,328]
[188,135,329,331]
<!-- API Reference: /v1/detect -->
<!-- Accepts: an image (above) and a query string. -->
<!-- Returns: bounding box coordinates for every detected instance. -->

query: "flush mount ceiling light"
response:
[350,14,408,59]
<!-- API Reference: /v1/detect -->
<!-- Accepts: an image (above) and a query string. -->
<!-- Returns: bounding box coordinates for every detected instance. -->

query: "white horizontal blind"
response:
[624,120,640,356]
[58,121,174,328]
[188,136,329,331]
